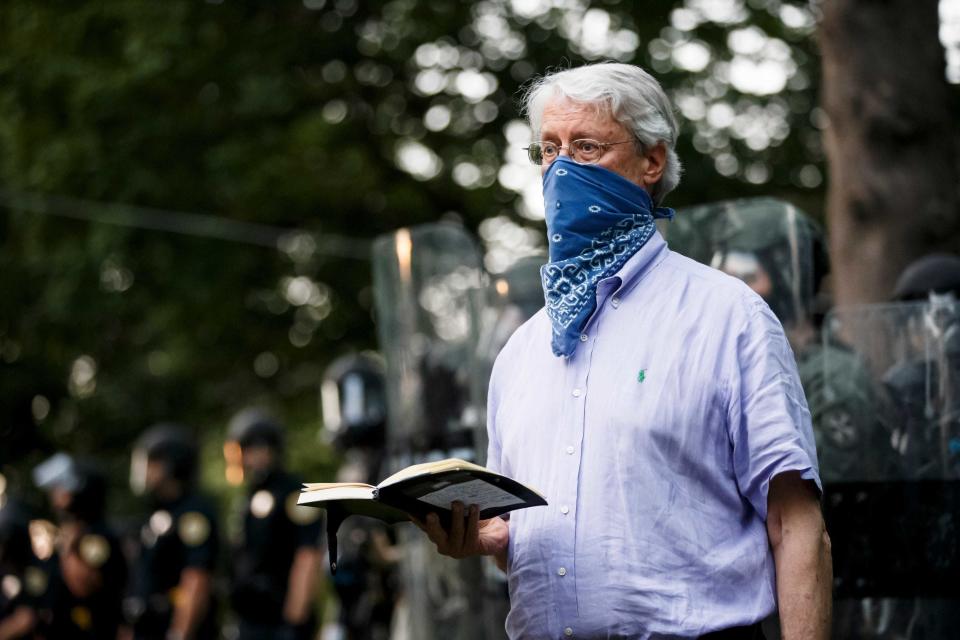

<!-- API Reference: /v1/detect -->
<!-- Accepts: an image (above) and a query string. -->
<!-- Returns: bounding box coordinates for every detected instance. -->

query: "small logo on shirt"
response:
[637,369,646,383]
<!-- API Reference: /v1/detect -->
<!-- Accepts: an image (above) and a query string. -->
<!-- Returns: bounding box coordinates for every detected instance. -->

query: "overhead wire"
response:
[0,188,371,260]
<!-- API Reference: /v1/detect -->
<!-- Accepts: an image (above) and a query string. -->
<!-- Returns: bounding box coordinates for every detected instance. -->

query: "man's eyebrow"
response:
[569,129,601,140]
[540,126,611,142]
[538,128,560,141]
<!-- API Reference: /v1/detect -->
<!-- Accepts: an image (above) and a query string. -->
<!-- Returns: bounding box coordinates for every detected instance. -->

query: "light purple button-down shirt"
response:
[486,230,821,640]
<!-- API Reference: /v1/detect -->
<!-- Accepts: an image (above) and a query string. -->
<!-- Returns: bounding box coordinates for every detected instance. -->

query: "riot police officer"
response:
[225,408,322,640]
[884,253,960,478]
[665,197,897,482]
[31,453,126,639]
[816,255,960,638]
[127,424,219,640]
[0,498,44,639]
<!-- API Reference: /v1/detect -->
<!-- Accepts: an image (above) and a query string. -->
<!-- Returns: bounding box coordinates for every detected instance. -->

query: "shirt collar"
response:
[597,229,670,301]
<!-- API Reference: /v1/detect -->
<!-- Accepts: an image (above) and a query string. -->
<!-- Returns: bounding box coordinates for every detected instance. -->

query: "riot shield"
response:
[823,299,960,638]
[467,253,546,630]
[370,223,503,640]
[470,254,545,461]
[660,197,823,352]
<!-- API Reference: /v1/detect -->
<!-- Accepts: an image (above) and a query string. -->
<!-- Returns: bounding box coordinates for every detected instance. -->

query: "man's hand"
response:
[767,471,832,640]
[413,502,509,571]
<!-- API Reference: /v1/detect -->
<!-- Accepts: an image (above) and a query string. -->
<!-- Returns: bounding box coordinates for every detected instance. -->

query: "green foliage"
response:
[0,0,838,503]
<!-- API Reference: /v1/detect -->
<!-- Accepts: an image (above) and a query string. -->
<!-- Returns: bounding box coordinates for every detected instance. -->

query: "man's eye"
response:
[542,145,558,156]
[577,141,599,153]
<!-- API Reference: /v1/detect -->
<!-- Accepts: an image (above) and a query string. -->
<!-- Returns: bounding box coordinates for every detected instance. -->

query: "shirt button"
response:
[611,297,621,308]
[565,446,574,455]
[564,628,574,637]
[560,505,569,514]
[558,567,567,576]
[579,333,588,342]
[572,388,582,397]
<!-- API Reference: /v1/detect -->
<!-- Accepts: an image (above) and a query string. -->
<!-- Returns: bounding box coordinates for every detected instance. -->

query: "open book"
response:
[298,458,546,572]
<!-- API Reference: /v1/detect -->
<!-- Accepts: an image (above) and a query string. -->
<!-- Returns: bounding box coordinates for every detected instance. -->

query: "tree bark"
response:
[820,0,960,305]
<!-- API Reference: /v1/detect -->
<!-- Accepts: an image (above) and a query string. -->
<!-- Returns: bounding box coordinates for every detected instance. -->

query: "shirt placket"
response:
[553,279,615,639]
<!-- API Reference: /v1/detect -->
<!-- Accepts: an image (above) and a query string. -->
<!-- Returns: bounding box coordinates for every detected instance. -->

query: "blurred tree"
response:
[821,0,960,305]
[0,0,954,501]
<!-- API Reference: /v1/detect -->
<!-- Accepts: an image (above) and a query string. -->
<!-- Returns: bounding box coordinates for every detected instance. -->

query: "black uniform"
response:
[43,522,126,639]
[231,469,322,640]
[1,562,51,639]
[0,501,50,639]
[128,493,219,640]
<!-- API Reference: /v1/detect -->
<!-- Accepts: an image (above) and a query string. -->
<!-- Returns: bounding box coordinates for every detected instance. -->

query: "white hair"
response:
[522,62,683,204]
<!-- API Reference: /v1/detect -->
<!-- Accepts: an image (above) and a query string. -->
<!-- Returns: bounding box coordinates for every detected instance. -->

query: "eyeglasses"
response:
[524,138,634,166]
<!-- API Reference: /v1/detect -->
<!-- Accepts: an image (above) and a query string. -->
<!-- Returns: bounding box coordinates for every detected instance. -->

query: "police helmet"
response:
[131,423,198,493]
[892,253,960,301]
[226,407,285,451]
[320,352,387,449]
[33,453,107,522]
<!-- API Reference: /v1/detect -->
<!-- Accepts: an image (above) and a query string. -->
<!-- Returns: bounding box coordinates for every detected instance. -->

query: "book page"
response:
[416,479,525,510]
[298,485,376,505]
[378,458,489,488]
[302,482,373,491]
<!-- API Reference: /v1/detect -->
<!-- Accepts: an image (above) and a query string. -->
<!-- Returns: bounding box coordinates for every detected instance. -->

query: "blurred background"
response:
[1,0,959,638]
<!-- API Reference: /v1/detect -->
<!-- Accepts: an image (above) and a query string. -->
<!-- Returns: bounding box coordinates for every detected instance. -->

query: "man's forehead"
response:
[540,97,621,132]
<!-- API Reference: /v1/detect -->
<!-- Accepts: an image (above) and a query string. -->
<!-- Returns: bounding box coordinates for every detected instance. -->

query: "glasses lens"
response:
[541,142,559,164]
[572,139,602,164]
[526,144,543,165]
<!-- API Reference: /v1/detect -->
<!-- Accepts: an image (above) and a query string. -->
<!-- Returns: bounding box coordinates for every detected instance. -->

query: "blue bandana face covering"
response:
[540,156,674,358]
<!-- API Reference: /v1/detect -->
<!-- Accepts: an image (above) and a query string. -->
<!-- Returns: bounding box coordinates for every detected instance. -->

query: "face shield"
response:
[709,250,773,298]
[662,198,822,347]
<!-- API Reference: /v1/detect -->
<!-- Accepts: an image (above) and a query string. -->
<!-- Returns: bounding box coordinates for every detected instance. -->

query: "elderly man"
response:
[417,62,831,639]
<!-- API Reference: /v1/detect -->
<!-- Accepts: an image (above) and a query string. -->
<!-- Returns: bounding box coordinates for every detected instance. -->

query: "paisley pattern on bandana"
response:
[540,157,674,357]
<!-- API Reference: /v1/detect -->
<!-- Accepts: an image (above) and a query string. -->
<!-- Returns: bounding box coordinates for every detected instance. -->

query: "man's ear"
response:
[642,143,667,188]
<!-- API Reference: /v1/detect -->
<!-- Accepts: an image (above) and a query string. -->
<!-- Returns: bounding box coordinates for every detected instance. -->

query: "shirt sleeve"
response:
[727,297,822,521]
[179,507,219,571]
[291,496,324,549]
[484,353,505,476]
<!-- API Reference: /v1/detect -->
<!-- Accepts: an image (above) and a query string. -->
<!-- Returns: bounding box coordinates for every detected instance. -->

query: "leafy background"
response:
[1,0,958,511]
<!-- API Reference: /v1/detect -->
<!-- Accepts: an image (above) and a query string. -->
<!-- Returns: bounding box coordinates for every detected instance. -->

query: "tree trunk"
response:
[820,0,960,306]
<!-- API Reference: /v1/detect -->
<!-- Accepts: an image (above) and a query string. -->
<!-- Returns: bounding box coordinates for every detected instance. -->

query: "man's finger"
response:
[423,512,449,549]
